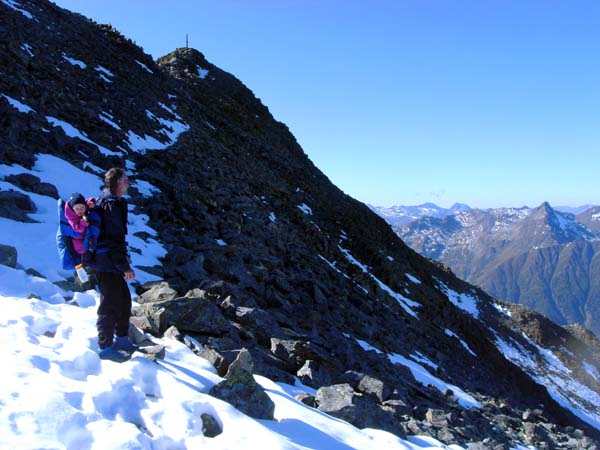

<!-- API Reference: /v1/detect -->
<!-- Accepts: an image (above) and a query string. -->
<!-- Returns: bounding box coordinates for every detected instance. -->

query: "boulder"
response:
[209,349,275,420]
[297,360,332,388]
[5,173,59,199]
[135,295,231,335]
[137,281,179,304]
[0,190,37,222]
[315,383,406,439]
[201,413,222,438]
[0,244,17,268]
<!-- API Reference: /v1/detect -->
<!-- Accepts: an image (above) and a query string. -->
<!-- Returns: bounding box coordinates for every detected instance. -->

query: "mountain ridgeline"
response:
[2,0,600,447]
[391,203,600,336]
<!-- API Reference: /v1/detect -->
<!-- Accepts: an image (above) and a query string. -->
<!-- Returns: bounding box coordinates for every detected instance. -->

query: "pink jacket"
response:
[64,202,89,254]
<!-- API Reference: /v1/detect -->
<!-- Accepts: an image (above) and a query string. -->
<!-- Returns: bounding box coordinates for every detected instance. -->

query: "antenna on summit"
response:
[185,34,189,49]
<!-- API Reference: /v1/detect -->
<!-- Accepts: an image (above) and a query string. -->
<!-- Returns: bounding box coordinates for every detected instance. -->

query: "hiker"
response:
[93,167,137,362]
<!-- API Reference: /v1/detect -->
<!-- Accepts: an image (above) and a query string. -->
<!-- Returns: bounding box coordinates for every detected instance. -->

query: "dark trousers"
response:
[96,272,132,349]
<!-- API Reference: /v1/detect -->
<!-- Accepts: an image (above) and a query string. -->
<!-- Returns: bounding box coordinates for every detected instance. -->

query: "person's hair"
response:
[105,167,126,194]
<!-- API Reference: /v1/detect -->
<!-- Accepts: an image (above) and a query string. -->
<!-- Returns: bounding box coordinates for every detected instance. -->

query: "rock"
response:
[5,173,59,198]
[315,383,406,439]
[357,374,391,402]
[137,281,179,303]
[0,190,37,222]
[0,244,17,268]
[209,349,275,420]
[426,408,452,427]
[164,325,182,340]
[201,413,222,437]
[297,360,332,388]
[200,346,229,377]
[295,393,316,408]
[139,344,166,361]
[135,295,231,334]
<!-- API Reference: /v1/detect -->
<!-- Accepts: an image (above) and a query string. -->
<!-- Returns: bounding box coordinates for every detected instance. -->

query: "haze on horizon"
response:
[53,0,600,210]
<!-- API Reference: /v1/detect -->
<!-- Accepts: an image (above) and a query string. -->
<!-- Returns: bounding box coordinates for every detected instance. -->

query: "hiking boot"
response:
[99,346,130,363]
[113,336,139,353]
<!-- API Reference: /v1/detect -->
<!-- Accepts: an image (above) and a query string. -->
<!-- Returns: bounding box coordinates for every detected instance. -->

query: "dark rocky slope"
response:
[1,1,600,447]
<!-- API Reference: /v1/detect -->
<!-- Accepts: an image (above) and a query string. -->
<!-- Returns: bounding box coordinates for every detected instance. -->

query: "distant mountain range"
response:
[368,202,471,227]
[373,202,600,336]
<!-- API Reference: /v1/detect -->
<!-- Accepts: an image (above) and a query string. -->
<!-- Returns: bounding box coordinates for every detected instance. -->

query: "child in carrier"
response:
[63,192,99,287]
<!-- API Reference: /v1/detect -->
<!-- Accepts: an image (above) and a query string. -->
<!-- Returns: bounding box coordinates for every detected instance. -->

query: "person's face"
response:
[116,175,130,198]
[73,204,86,217]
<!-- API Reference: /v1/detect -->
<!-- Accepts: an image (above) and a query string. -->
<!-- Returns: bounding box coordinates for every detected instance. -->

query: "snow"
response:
[46,116,121,156]
[98,73,112,83]
[197,65,210,79]
[387,255,394,262]
[318,254,351,279]
[82,160,105,175]
[495,334,600,430]
[1,0,33,19]
[436,280,480,319]
[444,329,477,357]
[98,111,121,130]
[21,42,34,56]
[406,273,421,284]
[133,179,160,197]
[95,65,114,77]
[492,302,512,317]
[338,245,420,318]
[2,93,34,113]
[0,154,165,285]
[269,212,277,223]
[62,52,87,69]
[0,273,460,449]
[126,114,190,154]
[388,353,481,409]
[584,362,600,383]
[592,213,600,221]
[216,239,227,247]
[354,338,480,410]
[135,59,154,74]
[297,203,313,215]
[409,352,438,371]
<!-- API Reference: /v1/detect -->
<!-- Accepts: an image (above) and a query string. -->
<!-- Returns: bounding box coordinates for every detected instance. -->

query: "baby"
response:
[64,192,95,255]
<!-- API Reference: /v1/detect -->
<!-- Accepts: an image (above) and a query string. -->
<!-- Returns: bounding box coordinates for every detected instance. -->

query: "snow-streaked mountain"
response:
[370,203,471,227]
[2,0,600,447]
[397,202,600,336]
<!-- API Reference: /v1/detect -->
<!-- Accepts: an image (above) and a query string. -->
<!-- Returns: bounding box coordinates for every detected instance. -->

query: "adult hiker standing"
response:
[94,167,137,362]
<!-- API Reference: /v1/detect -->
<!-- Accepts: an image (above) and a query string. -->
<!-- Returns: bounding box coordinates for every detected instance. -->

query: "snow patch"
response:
[62,53,86,69]
[297,203,313,215]
[2,94,34,113]
[1,0,33,19]
[21,42,34,56]
[135,60,153,74]
[269,212,277,223]
[98,112,121,130]
[196,65,209,79]
[338,245,420,317]
[46,116,120,156]
[444,329,477,356]
[405,273,421,284]
[437,280,480,319]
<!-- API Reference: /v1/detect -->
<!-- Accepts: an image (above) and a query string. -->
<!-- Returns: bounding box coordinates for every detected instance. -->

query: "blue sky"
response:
[53,0,599,208]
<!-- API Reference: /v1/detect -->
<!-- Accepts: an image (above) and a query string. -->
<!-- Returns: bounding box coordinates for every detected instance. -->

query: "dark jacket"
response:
[93,190,131,273]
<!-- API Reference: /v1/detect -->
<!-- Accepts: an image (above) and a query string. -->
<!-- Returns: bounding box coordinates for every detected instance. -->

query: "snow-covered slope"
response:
[0,156,465,450]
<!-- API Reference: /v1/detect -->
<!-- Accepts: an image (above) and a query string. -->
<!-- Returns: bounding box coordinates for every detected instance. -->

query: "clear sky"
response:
[52,0,599,209]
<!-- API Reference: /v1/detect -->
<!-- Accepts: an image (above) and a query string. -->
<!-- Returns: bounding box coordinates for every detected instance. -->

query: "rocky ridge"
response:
[1,0,600,447]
